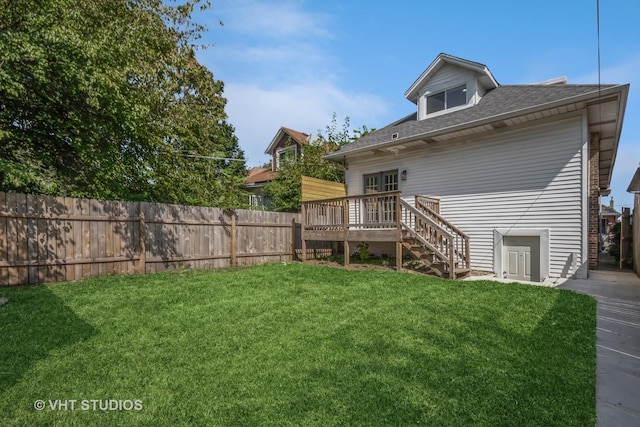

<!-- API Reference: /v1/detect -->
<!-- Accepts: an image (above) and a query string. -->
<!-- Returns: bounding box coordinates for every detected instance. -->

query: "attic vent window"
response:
[391,133,399,140]
[427,84,467,114]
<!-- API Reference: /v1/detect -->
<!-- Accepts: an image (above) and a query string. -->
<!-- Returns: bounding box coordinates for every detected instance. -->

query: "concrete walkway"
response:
[559,259,640,427]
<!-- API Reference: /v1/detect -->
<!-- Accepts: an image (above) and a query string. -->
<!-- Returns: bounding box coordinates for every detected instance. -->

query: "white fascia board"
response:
[264,127,287,155]
[326,84,628,162]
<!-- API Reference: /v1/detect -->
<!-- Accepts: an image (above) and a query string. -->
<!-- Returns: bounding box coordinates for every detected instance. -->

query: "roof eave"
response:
[627,167,640,193]
[325,84,629,161]
[602,83,630,191]
[264,127,287,155]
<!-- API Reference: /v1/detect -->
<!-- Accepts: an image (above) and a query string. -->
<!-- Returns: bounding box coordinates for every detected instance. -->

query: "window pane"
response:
[427,91,445,114]
[383,172,398,191]
[447,85,467,108]
[364,174,378,193]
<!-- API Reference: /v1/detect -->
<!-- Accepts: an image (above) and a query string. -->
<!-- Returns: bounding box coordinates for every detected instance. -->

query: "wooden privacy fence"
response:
[0,192,313,286]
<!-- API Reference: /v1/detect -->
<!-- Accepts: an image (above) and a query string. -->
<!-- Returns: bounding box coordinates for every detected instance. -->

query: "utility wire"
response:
[597,0,601,91]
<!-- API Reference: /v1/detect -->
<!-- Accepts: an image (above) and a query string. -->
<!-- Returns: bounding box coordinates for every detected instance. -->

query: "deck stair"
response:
[399,198,470,279]
[301,192,470,278]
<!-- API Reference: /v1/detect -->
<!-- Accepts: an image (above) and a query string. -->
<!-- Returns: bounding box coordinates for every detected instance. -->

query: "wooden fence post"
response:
[621,207,631,269]
[291,217,296,261]
[138,208,146,274]
[396,195,402,271]
[230,212,237,267]
[343,199,349,266]
[301,203,307,262]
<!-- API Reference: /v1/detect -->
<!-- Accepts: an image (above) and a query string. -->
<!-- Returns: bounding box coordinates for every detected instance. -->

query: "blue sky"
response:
[196,0,640,210]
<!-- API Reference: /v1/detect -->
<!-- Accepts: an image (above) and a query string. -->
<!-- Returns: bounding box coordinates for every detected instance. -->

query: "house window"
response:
[276,145,297,170]
[426,84,467,114]
[363,170,398,193]
[363,170,398,225]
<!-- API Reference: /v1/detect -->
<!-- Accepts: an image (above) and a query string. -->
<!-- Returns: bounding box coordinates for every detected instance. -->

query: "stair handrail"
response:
[400,200,454,241]
[415,197,470,271]
[415,196,469,239]
[400,200,455,272]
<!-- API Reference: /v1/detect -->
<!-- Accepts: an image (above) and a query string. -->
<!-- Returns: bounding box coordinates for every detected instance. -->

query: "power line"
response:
[597,0,601,91]
[162,151,245,162]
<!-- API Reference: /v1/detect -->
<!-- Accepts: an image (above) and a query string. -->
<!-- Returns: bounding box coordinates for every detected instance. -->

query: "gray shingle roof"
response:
[328,84,615,158]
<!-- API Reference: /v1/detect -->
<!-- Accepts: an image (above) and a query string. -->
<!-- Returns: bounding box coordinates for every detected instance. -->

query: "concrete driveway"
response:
[559,264,640,427]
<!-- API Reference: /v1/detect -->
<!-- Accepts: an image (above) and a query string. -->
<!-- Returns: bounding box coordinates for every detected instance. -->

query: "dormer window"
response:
[276,145,297,170]
[427,84,467,114]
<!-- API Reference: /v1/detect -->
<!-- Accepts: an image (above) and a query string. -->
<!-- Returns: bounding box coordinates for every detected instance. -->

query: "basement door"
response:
[503,236,540,282]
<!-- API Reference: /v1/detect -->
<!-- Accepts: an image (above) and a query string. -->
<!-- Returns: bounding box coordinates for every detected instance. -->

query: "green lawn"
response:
[0,263,596,426]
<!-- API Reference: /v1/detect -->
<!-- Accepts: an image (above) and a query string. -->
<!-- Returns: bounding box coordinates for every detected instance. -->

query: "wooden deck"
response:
[302,192,470,278]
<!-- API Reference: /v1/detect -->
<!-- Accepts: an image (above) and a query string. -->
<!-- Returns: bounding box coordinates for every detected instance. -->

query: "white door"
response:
[503,236,540,282]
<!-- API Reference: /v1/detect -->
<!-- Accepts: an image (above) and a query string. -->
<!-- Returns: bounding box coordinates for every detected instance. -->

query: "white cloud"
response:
[223,81,389,166]
[221,0,332,40]
[571,53,640,87]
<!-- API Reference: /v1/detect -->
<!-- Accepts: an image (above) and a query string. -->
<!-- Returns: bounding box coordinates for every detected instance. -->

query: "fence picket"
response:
[0,192,320,286]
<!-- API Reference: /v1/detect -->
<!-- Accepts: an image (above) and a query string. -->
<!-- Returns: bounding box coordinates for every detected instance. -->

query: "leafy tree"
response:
[264,114,374,212]
[0,0,248,207]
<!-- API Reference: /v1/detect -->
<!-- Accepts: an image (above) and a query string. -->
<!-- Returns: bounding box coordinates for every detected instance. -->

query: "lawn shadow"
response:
[0,285,96,394]
[281,284,596,426]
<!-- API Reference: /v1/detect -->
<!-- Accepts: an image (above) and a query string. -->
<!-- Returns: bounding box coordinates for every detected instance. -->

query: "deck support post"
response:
[344,240,350,266]
[301,202,307,262]
[396,241,402,271]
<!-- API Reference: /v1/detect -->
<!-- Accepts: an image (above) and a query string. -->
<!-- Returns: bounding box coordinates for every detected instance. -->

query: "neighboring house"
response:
[627,167,640,277]
[244,127,309,208]
[600,198,620,251]
[244,167,276,208]
[304,53,629,282]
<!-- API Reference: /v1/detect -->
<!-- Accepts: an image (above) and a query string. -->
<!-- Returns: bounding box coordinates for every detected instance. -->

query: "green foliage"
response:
[0,0,249,207]
[356,242,369,261]
[264,114,374,212]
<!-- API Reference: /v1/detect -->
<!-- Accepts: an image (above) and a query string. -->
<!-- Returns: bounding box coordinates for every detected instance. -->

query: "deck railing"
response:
[415,195,440,214]
[302,192,469,276]
[415,196,470,270]
[302,191,401,231]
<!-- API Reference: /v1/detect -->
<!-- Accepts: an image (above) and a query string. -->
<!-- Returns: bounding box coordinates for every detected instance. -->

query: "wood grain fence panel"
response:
[71,198,83,280]
[89,199,102,277]
[25,194,39,284]
[124,201,135,275]
[0,193,306,286]
[0,193,7,284]
[103,200,115,275]
[144,202,156,274]
[49,195,66,283]
[15,194,29,284]
[32,197,49,283]
[62,197,75,282]
[80,198,91,280]
[5,193,19,285]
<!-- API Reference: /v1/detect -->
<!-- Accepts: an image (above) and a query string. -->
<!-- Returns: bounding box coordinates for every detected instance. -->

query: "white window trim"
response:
[275,145,297,170]
[493,228,550,282]
[425,84,468,115]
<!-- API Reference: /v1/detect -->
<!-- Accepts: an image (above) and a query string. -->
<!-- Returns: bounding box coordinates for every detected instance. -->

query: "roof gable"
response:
[244,167,276,185]
[404,53,498,103]
[265,127,309,155]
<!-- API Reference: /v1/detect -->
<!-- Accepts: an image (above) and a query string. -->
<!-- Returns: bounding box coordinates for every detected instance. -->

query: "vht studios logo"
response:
[34,399,143,411]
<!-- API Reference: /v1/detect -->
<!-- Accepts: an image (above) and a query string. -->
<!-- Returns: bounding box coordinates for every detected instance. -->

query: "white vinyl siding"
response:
[345,115,586,279]
[418,64,477,120]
